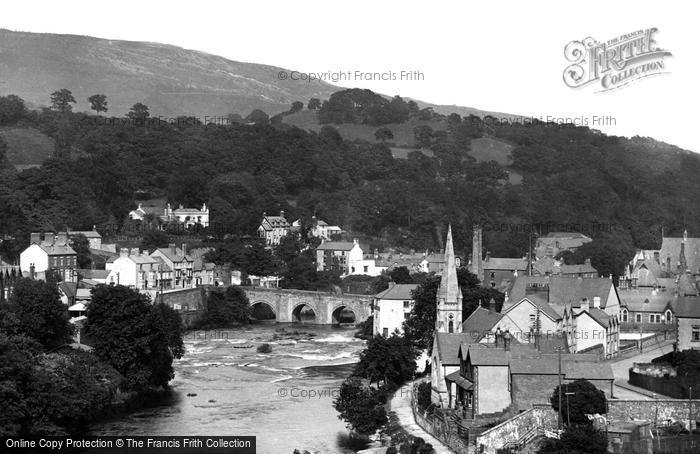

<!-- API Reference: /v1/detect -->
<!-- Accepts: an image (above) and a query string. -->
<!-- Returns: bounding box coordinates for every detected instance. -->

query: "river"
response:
[88,324,368,454]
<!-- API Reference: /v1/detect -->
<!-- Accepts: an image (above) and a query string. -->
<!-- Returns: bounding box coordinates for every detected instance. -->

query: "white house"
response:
[493,297,562,342]
[316,239,363,275]
[20,232,77,281]
[149,244,195,289]
[563,297,620,358]
[292,216,343,241]
[129,202,210,228]
[106,248,161,289]
[372,283,419,337]
[258,211,290,246]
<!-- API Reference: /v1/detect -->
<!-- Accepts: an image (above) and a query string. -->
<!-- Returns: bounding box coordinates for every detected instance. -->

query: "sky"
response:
[1,0,698,152]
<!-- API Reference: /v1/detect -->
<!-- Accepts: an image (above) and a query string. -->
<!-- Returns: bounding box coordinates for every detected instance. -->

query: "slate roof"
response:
[461,306,503,337]
[461,343,536,366]
[504,297,562,321]
[77,269,111,280]
[317,241,357,251]
[618,288,675,313]
[374,284,419,300]
[153,247,193,263]
[583,307,613,328]
[58,282,77,299]
[38,243,76,256]
[507,276,614,316]
[672,296,700,318]
[434,333,475,366]
[69,230,102,239]
[445,370,473,390]
[559,263,598,275]
[483,257,529,271]
[260,215,290,230]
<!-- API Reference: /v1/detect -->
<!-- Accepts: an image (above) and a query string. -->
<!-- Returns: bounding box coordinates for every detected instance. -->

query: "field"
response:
[0,126,55,169]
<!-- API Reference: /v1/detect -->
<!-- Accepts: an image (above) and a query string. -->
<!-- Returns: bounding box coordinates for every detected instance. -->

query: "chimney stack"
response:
[580,298,590,312]
[593,296,601,308]
[280,210,285,219]
[489,298,496,312]
[120,248,129,258]
[30,233,41,244]
[43,232,54,244]
[56,232,68,246]
[182,243,187,257]
[169,243,177,256]
[130,248,139,256]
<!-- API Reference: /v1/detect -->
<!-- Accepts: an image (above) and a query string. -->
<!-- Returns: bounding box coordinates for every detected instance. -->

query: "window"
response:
[635,313,642,323]
[403,301,411,309]
[364,266,368,273]
[448,321,454,333]
[621,309,628,323]
[665,310,673,324]
[693,326,700,342]
[404,313,410,320]
[382,328,389,337]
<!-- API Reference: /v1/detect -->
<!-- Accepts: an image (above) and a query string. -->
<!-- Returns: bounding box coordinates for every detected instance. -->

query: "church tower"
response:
[436,225,463,333]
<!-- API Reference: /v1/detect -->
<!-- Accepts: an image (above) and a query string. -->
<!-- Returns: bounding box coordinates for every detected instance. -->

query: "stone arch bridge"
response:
[244,287,372,324]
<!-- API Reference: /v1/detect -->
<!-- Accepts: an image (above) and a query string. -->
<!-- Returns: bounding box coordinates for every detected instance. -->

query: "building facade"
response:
[372,283,419,337]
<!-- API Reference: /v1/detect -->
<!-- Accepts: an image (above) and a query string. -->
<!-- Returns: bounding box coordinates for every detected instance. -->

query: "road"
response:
[610,342,675,400]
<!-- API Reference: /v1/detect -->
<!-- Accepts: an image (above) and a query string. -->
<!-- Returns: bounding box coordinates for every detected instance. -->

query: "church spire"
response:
[436,225,463,333]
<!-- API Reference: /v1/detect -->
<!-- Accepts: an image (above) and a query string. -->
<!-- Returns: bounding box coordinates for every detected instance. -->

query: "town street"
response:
[610,342,675,400]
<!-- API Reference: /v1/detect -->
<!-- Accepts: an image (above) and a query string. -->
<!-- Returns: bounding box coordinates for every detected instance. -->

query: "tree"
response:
[290,101,304,113]
[413,125,433,148]
[245,109,269,125]
[389,266,414,284]
[69,233,92,269]
[245,243,282,277]
[403,276,440,349]
[140,230,169,251]
[333,378,388,435]
[354,334,418,386]
[307,98,322,110]
[550,379,606,426]
[50,89,76,113]
[6,278,74,350]
[374,127,394,143]
[0,95,27,124]
[126,103,150,121]
[196,286,250,328]
[85,285,184,391]
[538,424,608,453]
[87,94,108,114]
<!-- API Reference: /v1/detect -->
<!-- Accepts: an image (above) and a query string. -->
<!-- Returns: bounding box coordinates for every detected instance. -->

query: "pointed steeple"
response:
[438,225,462,303]
[436,225,463,333]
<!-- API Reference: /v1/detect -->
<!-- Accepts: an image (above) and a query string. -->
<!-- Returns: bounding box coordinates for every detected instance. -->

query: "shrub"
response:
[257,343,272,353]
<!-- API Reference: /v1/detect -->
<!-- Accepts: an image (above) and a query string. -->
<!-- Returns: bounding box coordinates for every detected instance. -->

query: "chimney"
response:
[489,298,496,312]
[472,223,483,283]
[387,281,395,288]
[280,210,285,219]
[56,232,68,245]
[169,243,177,256]
[30,233,41,244]
[585,258,591,265]
[580,298,590,312]
[120,248,129,257]
[503,330,511,351]
[182,243,187,257]
[130,248,139,256]
[353,238,359,245]
[593,296,601,308]
[44,232,54,244]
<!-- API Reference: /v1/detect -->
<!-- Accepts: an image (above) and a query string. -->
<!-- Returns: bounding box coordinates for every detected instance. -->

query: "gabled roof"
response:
[58,282,77,299]
[152,247,193,263]
[578,307,613,328]
[69,230,102,239]
[618,288,675,313]
[559,263,598,275]
[483,257,528,271]
[507,276,614,316]
[504,297,562,321]
[260,215,290,230]
[374,284,419,300]
[317,241,357,251]
[672,296,700,318]
[461,343,533,366]
[461,306,503,337]
[37,243,76,256]
[434,333,474,366]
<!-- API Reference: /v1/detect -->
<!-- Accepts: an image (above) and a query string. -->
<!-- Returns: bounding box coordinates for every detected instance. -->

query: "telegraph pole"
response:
[558,347,563,431]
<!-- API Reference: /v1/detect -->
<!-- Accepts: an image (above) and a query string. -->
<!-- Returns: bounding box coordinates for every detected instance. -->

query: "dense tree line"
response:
[1,90,700,281]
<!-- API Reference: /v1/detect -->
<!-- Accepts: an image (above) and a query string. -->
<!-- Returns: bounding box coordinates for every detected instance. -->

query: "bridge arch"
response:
[331,305,357,325]
[291,303,317,323]
[250,301,277,322]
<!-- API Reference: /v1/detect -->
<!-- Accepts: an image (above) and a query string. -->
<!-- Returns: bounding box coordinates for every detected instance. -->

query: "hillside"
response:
[0,29,514,121]
[0,126,54,170]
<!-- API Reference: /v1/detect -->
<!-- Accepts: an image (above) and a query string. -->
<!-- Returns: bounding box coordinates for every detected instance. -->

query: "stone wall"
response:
[475,406,557,454]
[608,400,700,428]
